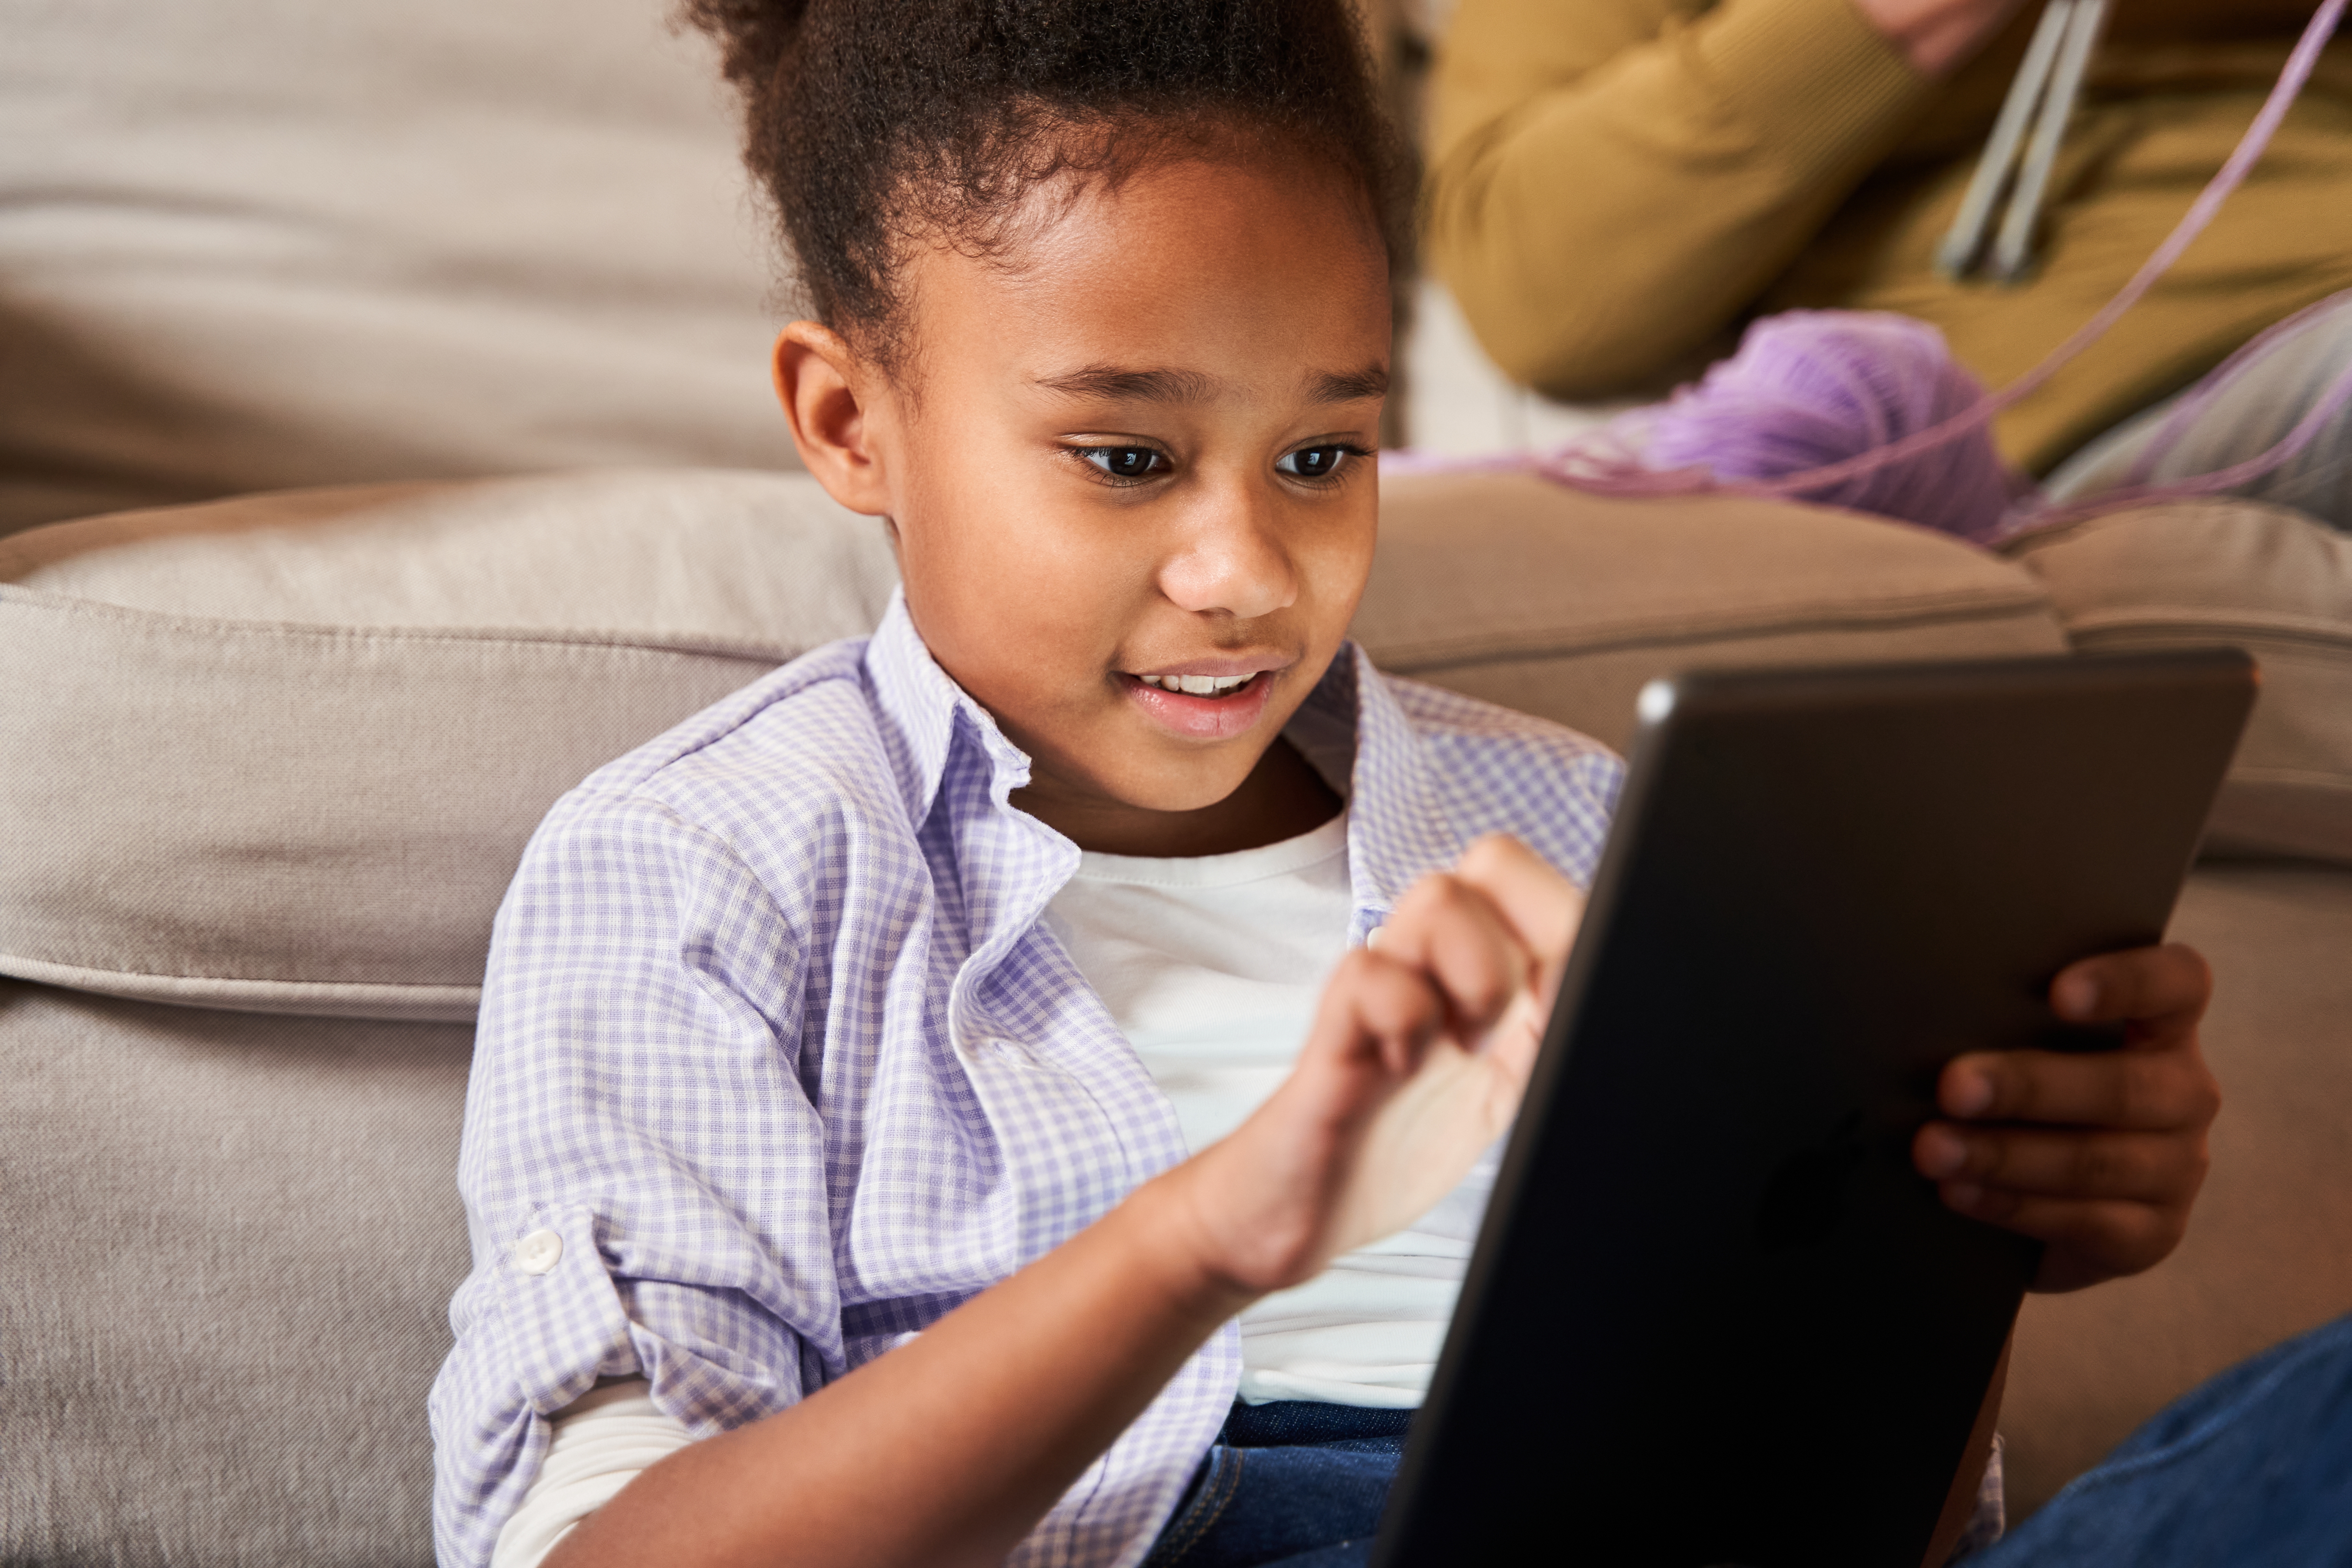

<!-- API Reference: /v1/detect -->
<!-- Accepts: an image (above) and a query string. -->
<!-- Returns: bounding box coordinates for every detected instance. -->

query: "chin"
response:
[1107,754,1262,817]
[1129,774,1258,818]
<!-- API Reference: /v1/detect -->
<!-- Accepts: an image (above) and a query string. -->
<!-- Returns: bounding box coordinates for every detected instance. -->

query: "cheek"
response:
[1296,493,1380,630]
[893,475,1147,711]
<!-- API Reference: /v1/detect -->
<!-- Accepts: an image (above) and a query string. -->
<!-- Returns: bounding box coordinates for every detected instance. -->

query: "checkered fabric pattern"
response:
[429,591,1623,1568]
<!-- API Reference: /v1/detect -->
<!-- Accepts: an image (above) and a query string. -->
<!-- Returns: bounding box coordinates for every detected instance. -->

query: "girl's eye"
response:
[1277,445,1359,481]
[1078,446,1171,482]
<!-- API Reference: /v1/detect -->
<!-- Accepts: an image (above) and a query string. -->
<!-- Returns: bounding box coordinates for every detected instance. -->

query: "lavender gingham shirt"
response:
[430,592,1622,1568]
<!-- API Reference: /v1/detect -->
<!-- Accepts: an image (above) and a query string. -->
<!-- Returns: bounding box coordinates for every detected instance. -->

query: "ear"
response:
[773,321,896,517]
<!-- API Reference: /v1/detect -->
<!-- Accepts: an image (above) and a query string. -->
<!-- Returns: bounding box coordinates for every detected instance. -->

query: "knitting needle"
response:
[1989,0,2109,279]
[1935,0,2077,279]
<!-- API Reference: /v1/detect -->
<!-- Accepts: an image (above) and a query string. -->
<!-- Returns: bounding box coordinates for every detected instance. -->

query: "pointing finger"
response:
[1452,833,1585,967]
[1376,872,1534,1038]
[1308,948,1447,1079]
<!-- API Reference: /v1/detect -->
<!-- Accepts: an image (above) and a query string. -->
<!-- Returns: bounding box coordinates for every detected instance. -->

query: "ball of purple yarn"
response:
[1641,310,2019,542]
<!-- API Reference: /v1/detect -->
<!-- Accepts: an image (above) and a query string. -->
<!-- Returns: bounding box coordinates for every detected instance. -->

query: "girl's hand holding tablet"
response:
[1915,942,2222,1291]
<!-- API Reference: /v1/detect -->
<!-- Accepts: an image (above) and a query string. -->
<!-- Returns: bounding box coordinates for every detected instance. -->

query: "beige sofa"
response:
[6,0,2350,1560]
[5,466,2350,1564]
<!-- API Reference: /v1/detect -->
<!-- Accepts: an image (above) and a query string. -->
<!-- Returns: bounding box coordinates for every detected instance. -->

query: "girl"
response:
[430,4,2234,1566]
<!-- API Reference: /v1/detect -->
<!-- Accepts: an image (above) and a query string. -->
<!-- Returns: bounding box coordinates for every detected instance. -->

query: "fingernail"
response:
[1916,1127,1966,1179]
[1944,1067,1994,1118]
[2054,971,2100,1020]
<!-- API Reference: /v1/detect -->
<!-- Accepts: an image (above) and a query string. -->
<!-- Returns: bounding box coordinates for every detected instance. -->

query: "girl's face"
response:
[777,147,1391,855]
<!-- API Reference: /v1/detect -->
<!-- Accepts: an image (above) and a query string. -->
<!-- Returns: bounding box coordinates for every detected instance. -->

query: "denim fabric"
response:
[1975,1310,2352,1568]
[1152,1312,2352,1568]
[1221,1403,1413,1448]
[1143,1403,1408,1568]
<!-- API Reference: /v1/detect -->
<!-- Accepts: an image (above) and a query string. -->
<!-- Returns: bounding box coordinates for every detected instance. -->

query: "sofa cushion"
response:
[2005,500,2352,866]
[1,466,2071,1021]
[0,470,897,1022]
[0,468,897,638]
[1357,472,2069,751]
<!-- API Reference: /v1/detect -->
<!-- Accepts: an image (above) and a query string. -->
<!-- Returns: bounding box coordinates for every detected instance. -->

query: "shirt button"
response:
[514,1228,563,1276]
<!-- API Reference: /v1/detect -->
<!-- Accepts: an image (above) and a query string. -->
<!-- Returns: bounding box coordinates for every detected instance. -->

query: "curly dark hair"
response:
[681,0,1413,367]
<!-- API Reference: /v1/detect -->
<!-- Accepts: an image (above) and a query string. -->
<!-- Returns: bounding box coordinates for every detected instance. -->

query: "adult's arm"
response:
[1425,0,2022,396]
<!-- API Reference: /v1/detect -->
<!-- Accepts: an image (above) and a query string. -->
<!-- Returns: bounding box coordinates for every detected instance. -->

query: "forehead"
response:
[898,151,1392,398]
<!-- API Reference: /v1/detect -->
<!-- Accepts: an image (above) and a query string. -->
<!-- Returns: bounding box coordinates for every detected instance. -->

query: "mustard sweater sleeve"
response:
[1427,0,1934,397]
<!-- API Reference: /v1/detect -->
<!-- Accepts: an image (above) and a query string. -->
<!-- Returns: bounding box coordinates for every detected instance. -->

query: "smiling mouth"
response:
[1118,666,1280,740]
[1129,672,1260,698]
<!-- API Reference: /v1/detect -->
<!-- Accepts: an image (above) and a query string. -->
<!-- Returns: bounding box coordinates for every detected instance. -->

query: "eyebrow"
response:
[1033,366,1219,404]
[1029,361,1392,407]
[1308,364,1390,403]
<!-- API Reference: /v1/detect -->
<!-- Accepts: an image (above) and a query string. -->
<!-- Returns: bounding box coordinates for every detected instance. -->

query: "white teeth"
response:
[1140,672,1253,696]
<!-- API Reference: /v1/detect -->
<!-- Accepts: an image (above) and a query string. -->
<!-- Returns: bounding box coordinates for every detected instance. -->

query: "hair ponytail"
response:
[681,0,810,96]
[681,0,1411,366]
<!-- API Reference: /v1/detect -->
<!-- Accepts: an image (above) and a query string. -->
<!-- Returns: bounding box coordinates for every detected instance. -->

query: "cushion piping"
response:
[2061,612,2352,653]
[0,952,480,1024]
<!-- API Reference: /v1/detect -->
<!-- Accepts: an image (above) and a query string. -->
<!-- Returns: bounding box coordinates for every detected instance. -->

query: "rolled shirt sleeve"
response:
[430,793,831,1568]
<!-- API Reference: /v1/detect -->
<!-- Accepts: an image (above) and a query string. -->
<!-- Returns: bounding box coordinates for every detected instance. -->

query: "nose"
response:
[1156,475,1299,622]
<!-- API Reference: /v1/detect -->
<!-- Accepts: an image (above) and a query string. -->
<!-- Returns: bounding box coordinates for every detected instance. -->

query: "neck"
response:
[1013,738,1342,858]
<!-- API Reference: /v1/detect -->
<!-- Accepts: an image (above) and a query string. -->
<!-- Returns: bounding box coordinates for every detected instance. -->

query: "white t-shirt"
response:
[1043,808,1492,1407]
[491,808,1490,1564]
[490,1380,685,1567]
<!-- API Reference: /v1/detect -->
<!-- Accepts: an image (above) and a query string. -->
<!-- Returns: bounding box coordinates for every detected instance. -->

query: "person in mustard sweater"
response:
[1425,0,2352,476]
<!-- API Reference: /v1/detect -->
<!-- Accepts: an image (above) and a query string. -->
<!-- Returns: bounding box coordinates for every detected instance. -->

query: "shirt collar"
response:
[1296,644,1465,931]
[863,588,1033,831]
[863,593,1462,925]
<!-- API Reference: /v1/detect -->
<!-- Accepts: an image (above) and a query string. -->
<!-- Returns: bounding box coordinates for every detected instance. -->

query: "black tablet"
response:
[1373,648,2256,1568]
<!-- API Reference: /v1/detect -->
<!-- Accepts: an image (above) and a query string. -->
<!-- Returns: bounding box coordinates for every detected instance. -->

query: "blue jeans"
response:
[1143,1401,1407,1568]
[1149,1311,2352,1568]
[1975,1309,2352,1568]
